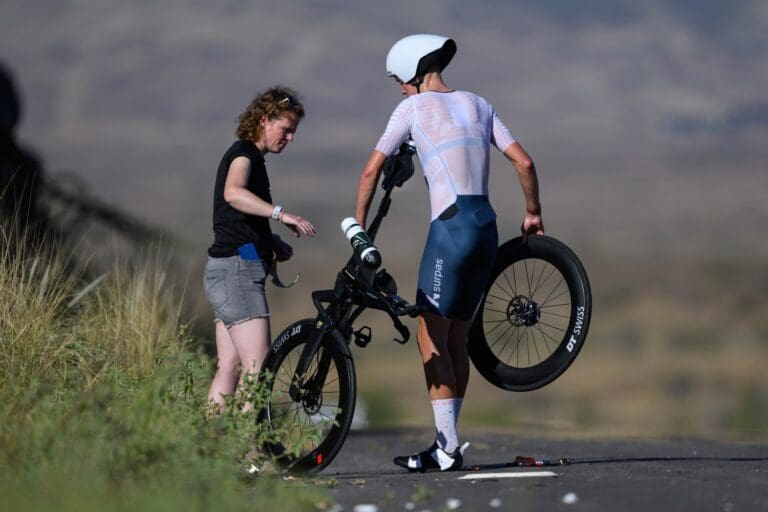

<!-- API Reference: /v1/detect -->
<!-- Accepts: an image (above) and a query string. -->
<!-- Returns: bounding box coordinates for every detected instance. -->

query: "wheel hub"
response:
[301,389,323,415]
[506,295,541,327]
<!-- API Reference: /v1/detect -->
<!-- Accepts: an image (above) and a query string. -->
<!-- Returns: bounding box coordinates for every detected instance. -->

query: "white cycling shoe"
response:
[393,441,469,472]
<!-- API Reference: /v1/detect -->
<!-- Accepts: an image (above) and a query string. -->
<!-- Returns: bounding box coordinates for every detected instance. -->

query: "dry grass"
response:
[0,230,84,386]
[0,229,185,387]
[76,253,184,376]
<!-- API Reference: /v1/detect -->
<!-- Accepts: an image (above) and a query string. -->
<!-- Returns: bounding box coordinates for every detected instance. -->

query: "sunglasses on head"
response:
[279,95,298,107]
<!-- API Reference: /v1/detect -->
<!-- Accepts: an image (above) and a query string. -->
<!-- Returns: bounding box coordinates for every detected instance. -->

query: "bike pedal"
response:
[353,326,373,348]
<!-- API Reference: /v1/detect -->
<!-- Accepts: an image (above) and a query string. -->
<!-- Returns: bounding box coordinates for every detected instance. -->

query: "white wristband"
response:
[271,205,285,221]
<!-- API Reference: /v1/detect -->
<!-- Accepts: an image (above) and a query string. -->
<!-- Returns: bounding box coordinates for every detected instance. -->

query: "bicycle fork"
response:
[289,318,334,404]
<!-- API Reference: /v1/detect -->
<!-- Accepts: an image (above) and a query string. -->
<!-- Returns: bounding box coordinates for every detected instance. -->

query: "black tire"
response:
[468,235,591,391]
[261,319,356,474]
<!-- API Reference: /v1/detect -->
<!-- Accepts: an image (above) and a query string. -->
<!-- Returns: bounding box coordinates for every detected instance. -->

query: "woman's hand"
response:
[272,235,294,262]
[279,212,317,237]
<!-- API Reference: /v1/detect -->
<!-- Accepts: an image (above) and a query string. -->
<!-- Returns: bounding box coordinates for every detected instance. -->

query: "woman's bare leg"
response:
[207,317,271,412]
[227,317,271,376]
[207,320,241,409]
[227,317,271,412]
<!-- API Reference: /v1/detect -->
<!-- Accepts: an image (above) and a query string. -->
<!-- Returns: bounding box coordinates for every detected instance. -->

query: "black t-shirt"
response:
[207,139,274,260]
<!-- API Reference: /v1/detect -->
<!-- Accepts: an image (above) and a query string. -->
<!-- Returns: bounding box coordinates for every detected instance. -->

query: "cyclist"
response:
[204,86,316,411]
[354,34,544,471]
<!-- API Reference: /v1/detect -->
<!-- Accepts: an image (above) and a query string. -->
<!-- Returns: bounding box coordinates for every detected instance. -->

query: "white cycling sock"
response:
[431,398,462,453]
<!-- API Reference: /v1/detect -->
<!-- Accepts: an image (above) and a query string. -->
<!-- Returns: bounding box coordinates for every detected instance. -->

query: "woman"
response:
[204,86,316,410]
[354,35,544,471]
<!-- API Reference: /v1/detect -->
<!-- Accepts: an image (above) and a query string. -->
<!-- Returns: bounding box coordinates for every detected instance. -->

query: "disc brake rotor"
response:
[301,388,323,415]
[506,295,541,327]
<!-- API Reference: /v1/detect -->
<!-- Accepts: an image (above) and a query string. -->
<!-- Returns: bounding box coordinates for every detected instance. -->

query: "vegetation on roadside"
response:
[0,226,325,511]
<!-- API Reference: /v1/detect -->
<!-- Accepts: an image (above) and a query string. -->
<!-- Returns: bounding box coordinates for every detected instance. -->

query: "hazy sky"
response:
[2,0,766,257]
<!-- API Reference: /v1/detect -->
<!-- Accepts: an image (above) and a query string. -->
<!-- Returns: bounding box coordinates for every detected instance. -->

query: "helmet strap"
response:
[409,76,424,93]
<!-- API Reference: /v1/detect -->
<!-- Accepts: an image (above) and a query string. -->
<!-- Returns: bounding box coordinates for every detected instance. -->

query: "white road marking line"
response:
[458,471,557,480]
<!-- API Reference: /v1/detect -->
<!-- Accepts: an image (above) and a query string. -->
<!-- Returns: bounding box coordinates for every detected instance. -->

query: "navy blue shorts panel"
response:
[416,196,498,321]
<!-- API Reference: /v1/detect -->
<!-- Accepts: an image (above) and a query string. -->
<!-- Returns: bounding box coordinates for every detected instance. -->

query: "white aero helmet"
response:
[385,34,457,85]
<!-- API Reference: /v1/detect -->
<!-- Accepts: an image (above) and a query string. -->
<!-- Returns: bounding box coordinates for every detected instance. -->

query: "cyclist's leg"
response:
[446,319,471,398]
[417,312,465,455]
[410,207,478,459]
[417,312,456,398]
[207,319,241,409]
[446,215,496,400]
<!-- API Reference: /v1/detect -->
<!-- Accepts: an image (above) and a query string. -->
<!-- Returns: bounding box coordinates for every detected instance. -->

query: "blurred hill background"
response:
[2,0,766,439]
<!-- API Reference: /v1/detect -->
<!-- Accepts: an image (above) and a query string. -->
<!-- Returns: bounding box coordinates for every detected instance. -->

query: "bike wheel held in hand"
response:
[468,235,591,392]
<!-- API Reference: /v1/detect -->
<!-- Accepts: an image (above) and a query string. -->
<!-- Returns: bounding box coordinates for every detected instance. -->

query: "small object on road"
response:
[404,502,416,511]
[489,498,502,508]
[562,492,578,505]
[353,505,378,512]
[509,455,572,467]
[446,497,461,509]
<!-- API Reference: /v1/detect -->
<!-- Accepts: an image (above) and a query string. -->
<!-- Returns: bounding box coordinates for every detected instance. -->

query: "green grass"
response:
[0,226,327,511]
[360,389,403,427]
[723,383,768,438]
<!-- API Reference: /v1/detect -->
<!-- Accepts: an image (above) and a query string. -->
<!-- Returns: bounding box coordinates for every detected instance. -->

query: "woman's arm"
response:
[223,156,275,216]
[354,150,388,228]
[224,156,316,237]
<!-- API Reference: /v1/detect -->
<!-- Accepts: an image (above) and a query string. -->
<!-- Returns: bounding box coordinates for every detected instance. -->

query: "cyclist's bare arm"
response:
[502,142,544,237]
[354,150,388,228]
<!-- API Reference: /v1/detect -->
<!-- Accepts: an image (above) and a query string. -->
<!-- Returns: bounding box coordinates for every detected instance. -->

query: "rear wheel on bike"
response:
[469,235,591,391]
[261,319,356,474]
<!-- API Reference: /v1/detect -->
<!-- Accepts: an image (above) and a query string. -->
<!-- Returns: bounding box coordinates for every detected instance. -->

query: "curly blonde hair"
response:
[236,86,305,142]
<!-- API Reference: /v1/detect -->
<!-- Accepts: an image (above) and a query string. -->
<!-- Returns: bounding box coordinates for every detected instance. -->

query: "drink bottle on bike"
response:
[341,217,382,269]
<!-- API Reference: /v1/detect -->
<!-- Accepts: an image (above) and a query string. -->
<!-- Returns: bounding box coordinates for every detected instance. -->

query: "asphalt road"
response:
[314,428,767,512]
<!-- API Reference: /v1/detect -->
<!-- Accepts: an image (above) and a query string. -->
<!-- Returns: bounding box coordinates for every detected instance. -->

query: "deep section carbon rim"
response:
[263,320,355,474]
[268,344,342,457]
[469,235,591,391]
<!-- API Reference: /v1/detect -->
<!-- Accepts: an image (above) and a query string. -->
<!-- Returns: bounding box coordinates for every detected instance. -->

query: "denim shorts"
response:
[203,255,270,327]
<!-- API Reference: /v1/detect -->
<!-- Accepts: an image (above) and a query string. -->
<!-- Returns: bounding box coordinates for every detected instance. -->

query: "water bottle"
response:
[341,217,382,269]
